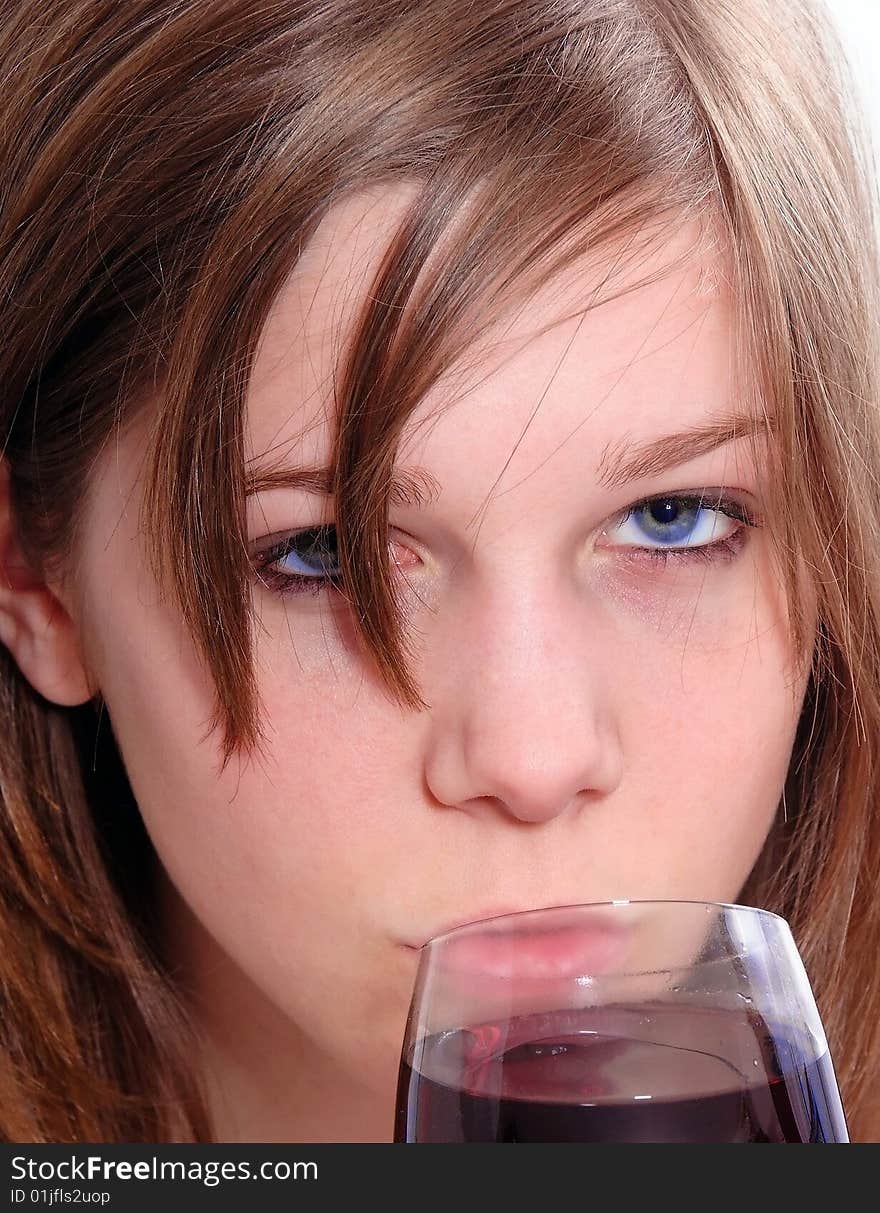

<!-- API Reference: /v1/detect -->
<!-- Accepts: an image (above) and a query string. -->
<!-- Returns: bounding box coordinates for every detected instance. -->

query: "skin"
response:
[0,186,815,1141]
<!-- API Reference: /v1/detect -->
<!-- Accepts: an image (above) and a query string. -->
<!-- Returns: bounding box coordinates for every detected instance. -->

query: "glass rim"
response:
[422,898,788,948]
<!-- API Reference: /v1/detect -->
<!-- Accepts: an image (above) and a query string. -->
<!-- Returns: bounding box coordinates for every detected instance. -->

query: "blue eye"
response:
[255,526,343,597]
[605,492,755,566]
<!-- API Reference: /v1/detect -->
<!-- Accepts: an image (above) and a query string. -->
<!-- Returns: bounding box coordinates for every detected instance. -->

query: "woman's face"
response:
[63,188,813,1139]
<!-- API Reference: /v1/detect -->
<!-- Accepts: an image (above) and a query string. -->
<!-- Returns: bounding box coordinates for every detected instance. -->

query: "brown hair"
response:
[2,0,879,1141]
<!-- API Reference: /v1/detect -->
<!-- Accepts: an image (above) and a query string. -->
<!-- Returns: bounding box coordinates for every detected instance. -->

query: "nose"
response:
[422,575,624,825]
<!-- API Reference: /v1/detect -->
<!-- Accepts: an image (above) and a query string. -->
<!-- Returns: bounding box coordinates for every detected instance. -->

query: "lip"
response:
[439,920,627,982]
[404,902,630,981]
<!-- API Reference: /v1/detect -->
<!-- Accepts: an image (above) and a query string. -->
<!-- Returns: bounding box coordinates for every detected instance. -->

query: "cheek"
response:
[599,542,808,899]
[84,584,417,1068]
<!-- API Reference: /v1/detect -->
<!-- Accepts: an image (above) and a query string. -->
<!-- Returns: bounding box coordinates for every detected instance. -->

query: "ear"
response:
[0,457,96,706]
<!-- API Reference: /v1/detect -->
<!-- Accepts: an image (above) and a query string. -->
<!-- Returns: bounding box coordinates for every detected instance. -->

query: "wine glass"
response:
[394,900,848,1142]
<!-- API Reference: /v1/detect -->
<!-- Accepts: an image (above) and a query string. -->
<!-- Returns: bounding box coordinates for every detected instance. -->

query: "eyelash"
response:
[251,492,759,598]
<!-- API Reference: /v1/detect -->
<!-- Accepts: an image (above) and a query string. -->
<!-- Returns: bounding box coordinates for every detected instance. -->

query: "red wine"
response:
[395,1002,848,1142]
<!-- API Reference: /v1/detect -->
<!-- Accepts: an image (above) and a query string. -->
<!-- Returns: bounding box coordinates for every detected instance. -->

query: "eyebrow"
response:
[245,462,442,508]
[596,410,773,490]
[245,409,773,506]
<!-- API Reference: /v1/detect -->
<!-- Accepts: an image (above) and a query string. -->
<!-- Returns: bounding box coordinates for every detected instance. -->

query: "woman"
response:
[0,0,878,1143]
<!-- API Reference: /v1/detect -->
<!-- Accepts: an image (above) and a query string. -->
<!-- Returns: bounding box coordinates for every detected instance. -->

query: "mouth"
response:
[403,901,632,981]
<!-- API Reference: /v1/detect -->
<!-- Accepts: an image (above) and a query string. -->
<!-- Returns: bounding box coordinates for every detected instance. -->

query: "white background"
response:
[826,0,880,150]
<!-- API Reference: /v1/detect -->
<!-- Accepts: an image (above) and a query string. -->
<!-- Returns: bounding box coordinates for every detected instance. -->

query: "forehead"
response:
[244,182,738,485]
